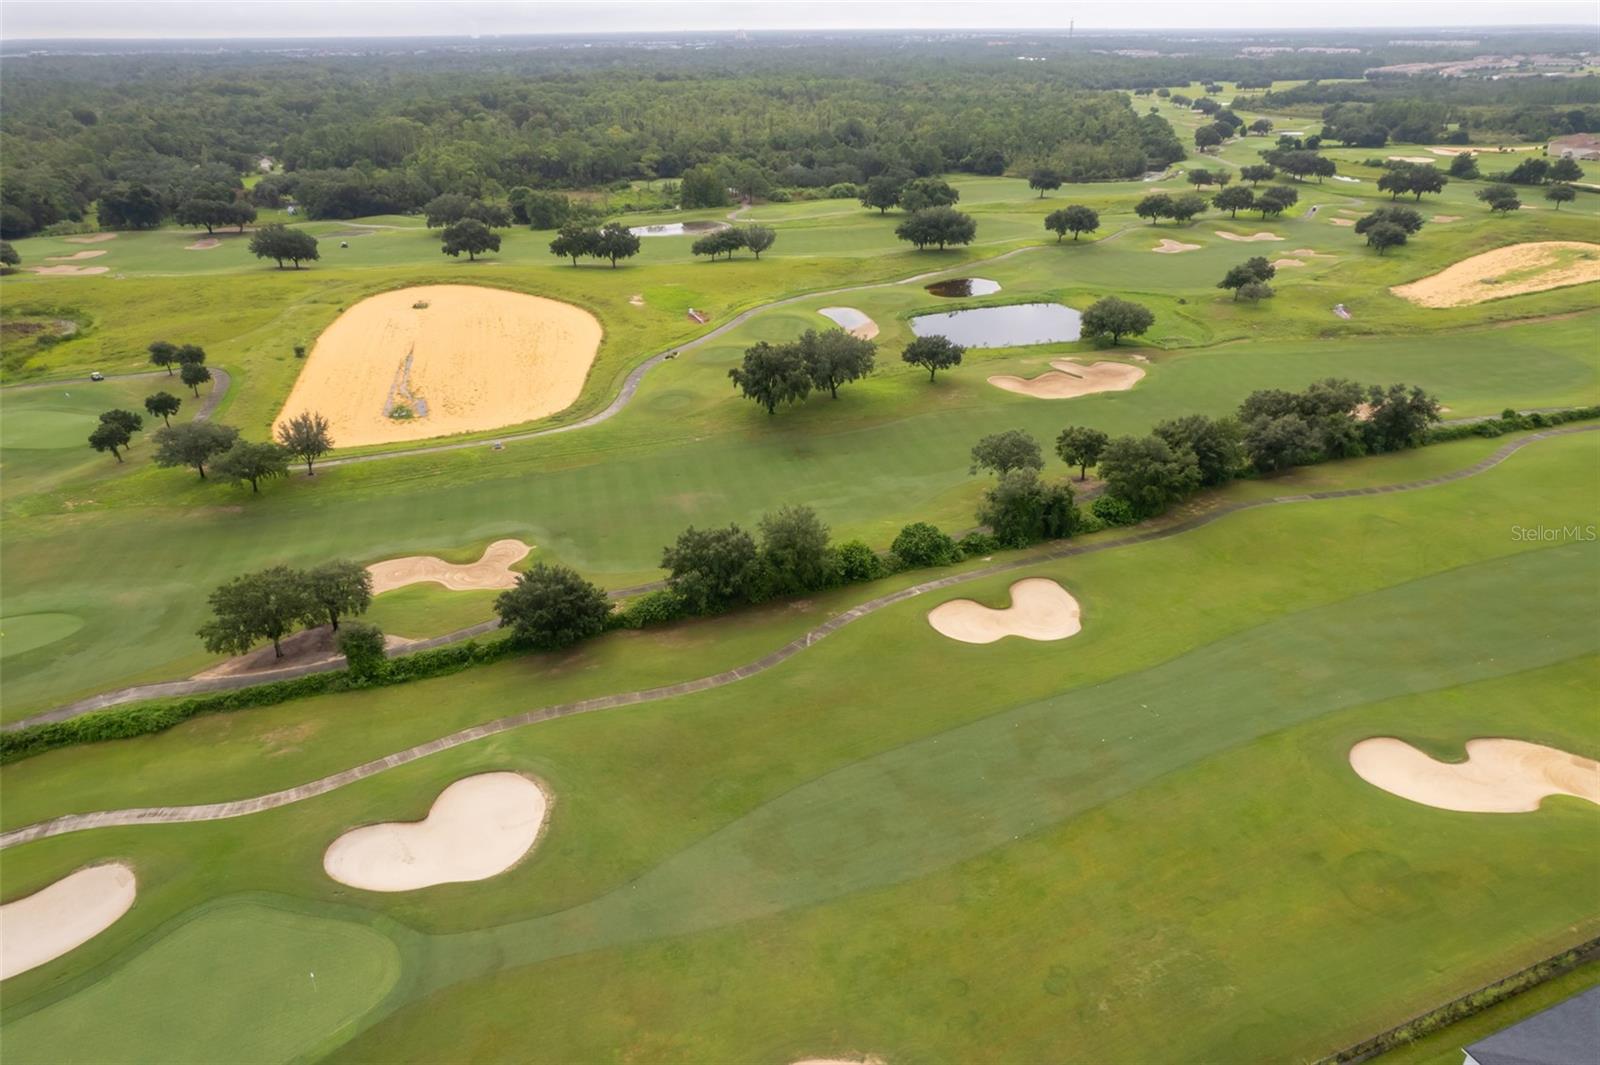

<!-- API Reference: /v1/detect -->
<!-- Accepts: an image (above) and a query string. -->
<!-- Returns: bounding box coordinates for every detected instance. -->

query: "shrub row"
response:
[1425,405,1600,444]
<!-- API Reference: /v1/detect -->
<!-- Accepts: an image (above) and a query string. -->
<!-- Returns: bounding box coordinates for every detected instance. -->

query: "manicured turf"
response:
[2,434,1593,1063]
[2,900,402,1065]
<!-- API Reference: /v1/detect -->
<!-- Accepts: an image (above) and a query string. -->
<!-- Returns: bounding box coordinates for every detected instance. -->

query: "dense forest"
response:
[2,30,1595,236]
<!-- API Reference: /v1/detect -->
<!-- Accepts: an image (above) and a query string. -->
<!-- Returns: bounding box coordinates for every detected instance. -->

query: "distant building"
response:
[1548,134,1600,160]
[257,156,275,172]
[1462,985,1599,1065]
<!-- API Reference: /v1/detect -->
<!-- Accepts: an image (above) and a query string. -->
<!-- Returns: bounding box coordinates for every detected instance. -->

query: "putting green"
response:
[0,613,85,659]
[0,407,102,450]
[2,901,400,1065]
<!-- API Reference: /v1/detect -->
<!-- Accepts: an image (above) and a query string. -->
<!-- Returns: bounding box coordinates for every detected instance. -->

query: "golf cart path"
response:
[3,424,1591,850]
[4,368,231,421]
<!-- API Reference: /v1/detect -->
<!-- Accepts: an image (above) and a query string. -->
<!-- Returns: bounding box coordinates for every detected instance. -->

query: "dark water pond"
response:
[924,277,1002,298]
[909,303,1082,348]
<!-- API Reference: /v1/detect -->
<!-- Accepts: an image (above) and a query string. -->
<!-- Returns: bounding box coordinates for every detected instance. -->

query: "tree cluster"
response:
[197,560,373,659]
[728,328,878,412]
[691,223,777,260]
[547,221,641,266]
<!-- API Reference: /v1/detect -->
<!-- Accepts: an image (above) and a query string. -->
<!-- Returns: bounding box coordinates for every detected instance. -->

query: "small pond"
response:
[924,277,1001,298]
[909,303,1082,348]
[627,221,728,237]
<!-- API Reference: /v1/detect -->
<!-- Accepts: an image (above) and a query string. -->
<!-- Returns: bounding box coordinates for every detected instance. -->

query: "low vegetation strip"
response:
[1315,938,1600,1064]
[3,424,1593,849]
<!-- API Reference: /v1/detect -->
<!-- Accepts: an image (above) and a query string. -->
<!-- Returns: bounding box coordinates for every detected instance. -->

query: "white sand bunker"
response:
[1216,231,1284,242]
[1350,738,1600,813]
[988,359,1145,399]
[193,624,412,679]
[1329,218,1356,227]
[1391,242,1600,308]
[324,772,549,892]
[1432,215,1462,223]
[1153,238,1200,254]
[818,306,879,340]
[1273,258,1306,268]
[367,538,532,595]
[185,238,220,251]
[28,265,109,276]
[274,284,603,448]
[43,250,107,262]
[927,578,1081,644]
[1,863,136,980]
[62,233,116,244]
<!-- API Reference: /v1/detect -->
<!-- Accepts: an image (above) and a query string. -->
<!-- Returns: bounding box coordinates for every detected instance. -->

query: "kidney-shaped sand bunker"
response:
[927,578,1081,644]
[324,772,550,891]
[275,284,602,448]
[1349,737,1600,813]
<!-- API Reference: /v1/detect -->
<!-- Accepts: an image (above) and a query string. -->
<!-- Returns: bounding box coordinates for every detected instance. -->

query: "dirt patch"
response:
[1349,738,1600,813]
[1152,239,1200,254]
[62,233,117,244]
[1431,215,1462,223]
[1391,242,1600,308]
[988,359,1145,399]
[1329,218,1356,227]
[368,538,532,595]
[323,772,550,892]
[817,306,879,340]
[628,293,645,307]
[927,578,1081,644]
[193,624,413,679]
[27,265,109,276]
[1216,231,1284,242]
[184,239,221,251]
[43,250,107,262]
[0,863,136,980]
[1272,258,1306,268]
[274,285,602,448]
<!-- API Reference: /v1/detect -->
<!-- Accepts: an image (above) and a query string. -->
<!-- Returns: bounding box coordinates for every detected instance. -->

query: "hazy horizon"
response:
[2,0,1596,42]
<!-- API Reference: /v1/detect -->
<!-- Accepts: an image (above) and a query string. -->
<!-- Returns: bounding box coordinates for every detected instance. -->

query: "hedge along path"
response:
[3,424,1592,852]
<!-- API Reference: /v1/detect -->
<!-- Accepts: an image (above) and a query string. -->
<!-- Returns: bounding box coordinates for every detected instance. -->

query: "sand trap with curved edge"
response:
[818,306,879,340]
[1,862,136,980]
[1329,218,1356,227]
[1391,242,1600,308]
[275,284,603,448]
[928,578,1081,644]
[1432,215,1462,223]
[367,538,532,595]
[28,265,109,276]
[62,233,116,244]
[44,250,107,262]
[184,238,220,250]
[1349,738,1600,813]
[1273,258,1306,268]
[988,359,1145,400]
[1216,230,1284,242]
[324,772,549,891]
[1152,238,1200,254]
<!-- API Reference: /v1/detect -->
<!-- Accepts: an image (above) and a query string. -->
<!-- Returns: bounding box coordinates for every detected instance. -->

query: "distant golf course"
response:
[1,55,1596,1065]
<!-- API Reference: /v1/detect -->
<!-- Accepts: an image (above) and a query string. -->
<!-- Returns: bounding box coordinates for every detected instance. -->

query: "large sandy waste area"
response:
[274,285,603,448]
[1391,242,1600,308]
[1349,737,1600,813]
[1,862,136,980]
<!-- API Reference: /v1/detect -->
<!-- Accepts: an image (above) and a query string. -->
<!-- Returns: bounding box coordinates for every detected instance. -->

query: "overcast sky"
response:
[2,0,1596,40]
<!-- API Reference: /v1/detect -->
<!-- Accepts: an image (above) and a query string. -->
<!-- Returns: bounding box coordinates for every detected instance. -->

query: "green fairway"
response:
[2,432,1594,1064]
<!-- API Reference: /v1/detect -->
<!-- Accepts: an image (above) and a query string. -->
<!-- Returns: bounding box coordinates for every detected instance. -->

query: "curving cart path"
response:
[3,424,1592,851]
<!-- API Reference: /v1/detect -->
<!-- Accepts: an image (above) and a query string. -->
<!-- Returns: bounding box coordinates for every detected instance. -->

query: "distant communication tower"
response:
[1068,20,1074,38]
